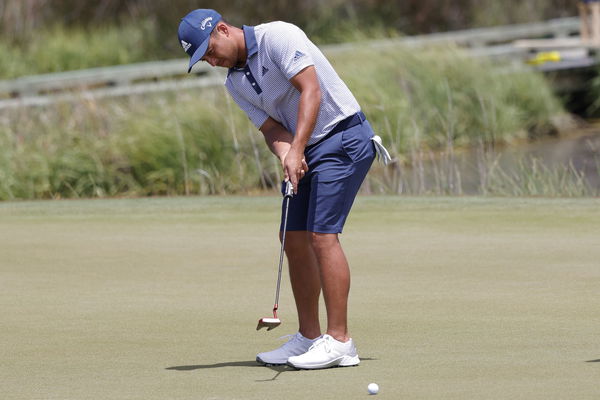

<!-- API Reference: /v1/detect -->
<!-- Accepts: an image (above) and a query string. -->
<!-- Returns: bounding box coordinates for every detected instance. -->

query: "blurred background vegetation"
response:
[1,0,598,199]
[0,0,578,77]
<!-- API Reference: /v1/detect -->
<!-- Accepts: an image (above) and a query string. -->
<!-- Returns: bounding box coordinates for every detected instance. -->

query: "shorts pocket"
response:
[341,122,375,163]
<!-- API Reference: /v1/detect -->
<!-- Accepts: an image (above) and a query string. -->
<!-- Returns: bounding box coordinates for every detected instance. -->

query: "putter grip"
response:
[281,180,294,198]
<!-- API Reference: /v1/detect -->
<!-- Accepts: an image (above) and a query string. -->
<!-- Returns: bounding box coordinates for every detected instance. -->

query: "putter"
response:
[257,180,294,331]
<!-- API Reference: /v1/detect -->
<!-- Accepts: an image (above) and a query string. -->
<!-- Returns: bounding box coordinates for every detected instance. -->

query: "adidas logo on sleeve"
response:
[293,50,305,62]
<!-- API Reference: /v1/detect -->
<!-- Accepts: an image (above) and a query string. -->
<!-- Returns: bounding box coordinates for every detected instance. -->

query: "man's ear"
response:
[215,22,229,36]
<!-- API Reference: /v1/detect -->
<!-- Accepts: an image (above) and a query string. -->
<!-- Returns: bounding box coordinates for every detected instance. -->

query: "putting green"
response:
[1,196,598,399]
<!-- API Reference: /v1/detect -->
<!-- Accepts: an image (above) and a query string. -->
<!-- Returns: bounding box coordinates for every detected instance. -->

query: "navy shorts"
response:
[281,113,376,234]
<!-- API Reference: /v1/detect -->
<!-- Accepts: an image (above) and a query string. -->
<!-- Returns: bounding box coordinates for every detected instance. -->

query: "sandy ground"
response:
[1,196,599,399]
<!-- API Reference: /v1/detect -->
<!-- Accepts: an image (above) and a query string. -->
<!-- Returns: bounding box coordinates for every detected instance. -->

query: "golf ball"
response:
[367,383,379,395]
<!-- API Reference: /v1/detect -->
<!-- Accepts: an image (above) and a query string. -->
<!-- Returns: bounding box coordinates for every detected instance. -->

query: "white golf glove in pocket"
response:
[371,135,392,165]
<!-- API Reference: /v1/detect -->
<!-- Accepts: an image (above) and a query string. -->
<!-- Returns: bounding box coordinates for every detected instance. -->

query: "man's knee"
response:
[309,232,339,253]
[282,230,311,254]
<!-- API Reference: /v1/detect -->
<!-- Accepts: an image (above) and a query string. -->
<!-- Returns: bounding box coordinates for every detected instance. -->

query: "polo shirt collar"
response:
[243,25,258,58]
[228,25,257,75]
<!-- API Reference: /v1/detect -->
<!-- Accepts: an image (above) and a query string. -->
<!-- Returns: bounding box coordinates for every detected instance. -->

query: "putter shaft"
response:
[274,181,293,312]
[257,181,293,331]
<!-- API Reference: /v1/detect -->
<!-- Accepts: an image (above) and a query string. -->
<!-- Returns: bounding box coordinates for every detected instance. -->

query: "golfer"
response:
[178,9,389,370]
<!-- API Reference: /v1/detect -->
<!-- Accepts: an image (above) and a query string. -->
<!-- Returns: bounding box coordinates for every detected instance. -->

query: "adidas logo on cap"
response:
[181,40,191,52]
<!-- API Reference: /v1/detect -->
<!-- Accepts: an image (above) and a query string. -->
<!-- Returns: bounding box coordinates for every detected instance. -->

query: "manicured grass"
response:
[1,196,598,399]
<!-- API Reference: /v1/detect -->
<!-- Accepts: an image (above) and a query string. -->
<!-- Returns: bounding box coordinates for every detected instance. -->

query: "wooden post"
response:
[591,2,600,45]
[579,1,591,42]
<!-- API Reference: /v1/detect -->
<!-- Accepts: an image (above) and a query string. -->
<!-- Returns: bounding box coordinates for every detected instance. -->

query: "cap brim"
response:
[187,39,209,73]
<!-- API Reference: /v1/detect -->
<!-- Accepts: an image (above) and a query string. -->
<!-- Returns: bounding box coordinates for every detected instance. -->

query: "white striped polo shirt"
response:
[225,22,361,146]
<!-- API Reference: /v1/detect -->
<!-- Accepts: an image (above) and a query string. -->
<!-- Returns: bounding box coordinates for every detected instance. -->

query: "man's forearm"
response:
[261,122,293,161]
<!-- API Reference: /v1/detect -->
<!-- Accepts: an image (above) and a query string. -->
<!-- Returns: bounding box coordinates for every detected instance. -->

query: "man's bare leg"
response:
[283,231,322,339]
[309,232,351,343]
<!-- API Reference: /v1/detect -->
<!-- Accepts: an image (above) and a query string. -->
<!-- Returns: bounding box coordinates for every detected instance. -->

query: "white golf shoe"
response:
[287,334,360,370]
[256,332,318,366]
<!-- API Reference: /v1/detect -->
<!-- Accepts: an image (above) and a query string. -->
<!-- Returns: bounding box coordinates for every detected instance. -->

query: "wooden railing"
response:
[0,17,586,109]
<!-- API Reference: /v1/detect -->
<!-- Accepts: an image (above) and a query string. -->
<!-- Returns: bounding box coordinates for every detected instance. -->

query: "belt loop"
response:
[358,111,365,123]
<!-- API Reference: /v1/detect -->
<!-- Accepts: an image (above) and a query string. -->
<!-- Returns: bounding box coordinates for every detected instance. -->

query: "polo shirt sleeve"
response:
[263,22,315,81]
[225,81,269,129]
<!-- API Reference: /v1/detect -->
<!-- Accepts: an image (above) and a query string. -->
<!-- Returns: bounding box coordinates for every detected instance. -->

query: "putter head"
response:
[256,317,281,331]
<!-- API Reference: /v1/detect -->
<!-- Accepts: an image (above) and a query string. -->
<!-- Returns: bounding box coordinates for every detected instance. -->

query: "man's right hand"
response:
[281,149,309,194]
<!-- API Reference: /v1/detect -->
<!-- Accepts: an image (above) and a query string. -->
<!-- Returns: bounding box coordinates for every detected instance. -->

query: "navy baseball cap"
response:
[178,9,222,73]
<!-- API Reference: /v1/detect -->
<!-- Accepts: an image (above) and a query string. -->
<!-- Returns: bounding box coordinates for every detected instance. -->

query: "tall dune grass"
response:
[1,44,592,200]
[0,22,161,79]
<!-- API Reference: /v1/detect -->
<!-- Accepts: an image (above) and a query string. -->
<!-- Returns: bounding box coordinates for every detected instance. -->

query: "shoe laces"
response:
[278,333,302,349]
[308,334,333,353]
